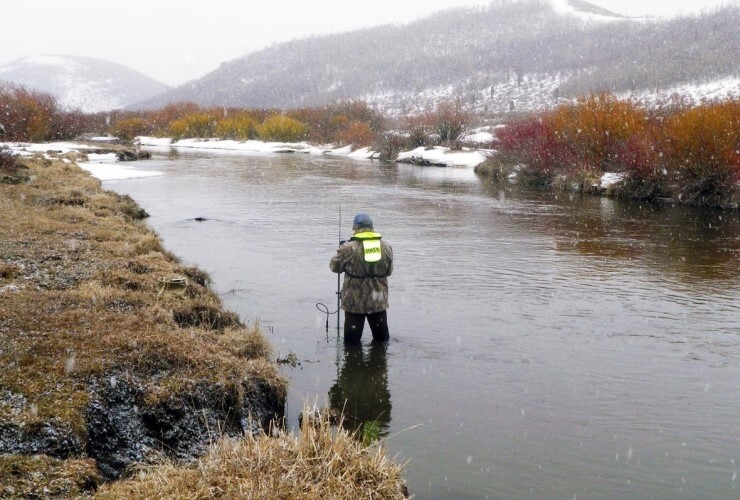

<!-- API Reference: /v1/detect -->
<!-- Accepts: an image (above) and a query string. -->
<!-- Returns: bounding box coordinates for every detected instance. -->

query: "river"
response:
[104,148,739,499]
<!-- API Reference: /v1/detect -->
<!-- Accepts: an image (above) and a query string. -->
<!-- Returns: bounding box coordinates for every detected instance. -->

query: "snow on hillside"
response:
[550,0,627,22]
[624,77,740,108]
[365,71,569,117]
[0,55,169,113]
[366,72,739,117]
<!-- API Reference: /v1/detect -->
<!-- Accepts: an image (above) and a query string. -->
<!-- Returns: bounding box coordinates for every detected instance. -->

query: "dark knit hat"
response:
[353,213,373,229]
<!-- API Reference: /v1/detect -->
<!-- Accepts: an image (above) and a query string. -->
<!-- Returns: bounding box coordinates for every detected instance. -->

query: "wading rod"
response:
[315,207,343,337]
[336,206,341,336]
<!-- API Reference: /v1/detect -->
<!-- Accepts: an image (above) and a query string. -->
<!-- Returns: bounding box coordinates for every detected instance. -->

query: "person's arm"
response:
[330,243,351,274]
[384,243,393,277]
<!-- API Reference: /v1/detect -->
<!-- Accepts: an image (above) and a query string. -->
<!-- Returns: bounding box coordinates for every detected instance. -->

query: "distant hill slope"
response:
[133,0,739,115]
[0,55,170,113]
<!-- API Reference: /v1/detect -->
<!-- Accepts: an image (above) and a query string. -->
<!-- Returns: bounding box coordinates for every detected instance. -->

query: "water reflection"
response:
[328,342,392,441]
[476,178,740,283]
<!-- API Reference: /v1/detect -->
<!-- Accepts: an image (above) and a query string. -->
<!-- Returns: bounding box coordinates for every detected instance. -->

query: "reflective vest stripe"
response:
[362,239,382,263]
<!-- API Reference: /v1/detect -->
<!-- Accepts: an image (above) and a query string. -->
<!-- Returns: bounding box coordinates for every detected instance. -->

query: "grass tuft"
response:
[96,408,408,499]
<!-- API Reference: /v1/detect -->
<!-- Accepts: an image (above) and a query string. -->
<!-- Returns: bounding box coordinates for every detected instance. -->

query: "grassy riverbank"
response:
[0,155,407,498]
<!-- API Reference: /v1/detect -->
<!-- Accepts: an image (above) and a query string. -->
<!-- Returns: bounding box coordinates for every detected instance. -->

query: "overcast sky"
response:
[0,0,735,86]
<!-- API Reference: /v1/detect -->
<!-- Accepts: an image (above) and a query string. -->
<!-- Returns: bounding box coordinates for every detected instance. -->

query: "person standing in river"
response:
[330,213,393,343]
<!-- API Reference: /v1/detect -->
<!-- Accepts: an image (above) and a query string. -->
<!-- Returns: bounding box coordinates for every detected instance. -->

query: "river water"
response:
[106,149,739,499]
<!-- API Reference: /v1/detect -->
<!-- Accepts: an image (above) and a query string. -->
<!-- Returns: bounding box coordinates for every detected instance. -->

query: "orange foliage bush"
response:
[339,121,376,147]
[146,102,203,136]
[0,83,58,142]
[112,117,152,142]
[291,100,384,144]
[661,100,740,184]
[546,93,648,172]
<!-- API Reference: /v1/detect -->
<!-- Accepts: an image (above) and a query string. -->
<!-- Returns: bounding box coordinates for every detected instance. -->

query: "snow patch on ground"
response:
[2,142,98,155]
[1,141,164,180]
[135,136,383,159]
[136,136,487,167]
[600,172,625,189]
[396,146,488,168]
[462,126,502,144]
[77,162,164,181]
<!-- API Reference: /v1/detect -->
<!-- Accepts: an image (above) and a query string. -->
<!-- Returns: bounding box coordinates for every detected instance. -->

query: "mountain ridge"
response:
[0,55,170,113]
[130,0,738,114]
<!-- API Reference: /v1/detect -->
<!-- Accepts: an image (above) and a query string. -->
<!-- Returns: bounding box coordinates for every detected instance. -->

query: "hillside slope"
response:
[132,0,739,114]
[0,55,170,113]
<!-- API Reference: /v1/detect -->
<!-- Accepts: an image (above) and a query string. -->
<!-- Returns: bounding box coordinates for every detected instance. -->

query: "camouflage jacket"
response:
[329,234,393,314]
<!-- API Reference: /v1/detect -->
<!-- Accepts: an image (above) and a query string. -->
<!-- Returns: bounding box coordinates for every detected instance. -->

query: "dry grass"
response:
[0,158,283,485]
[0,455,101,498]
[96,409,409,499]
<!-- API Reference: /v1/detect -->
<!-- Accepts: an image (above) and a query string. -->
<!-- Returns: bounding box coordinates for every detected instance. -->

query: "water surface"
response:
[107,149,739,499]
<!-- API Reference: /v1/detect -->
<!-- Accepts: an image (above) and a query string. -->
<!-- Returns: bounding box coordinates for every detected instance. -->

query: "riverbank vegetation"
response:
[97,410,408,499]
[479,94,739,208]
[0,156,407,497]
[1,82,737,207]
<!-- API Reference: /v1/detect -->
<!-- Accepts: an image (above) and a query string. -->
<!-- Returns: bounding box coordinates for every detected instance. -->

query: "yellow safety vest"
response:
[351,231,383,263]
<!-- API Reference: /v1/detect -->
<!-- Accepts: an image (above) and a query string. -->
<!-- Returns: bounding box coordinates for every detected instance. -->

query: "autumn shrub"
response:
[404,114,434,147]
[545,93,649,173]
[292,100,384,144]
[334,100,385,132]
[495,94,738,205]
[373,131,408,161]
[496,117,560,182]
[339,121,376,147]
[169,112,217,140]
[661,100,740,188]
[258,114,308,142]
[146,102,203,136]
[433,101,470,146]
[112,117,152,141]
[215,114,259,140]
[0,83,58,142]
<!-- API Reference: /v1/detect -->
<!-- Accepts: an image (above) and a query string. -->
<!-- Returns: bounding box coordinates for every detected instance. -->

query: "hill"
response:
[131,0,740,115]
[0,55,170,113]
